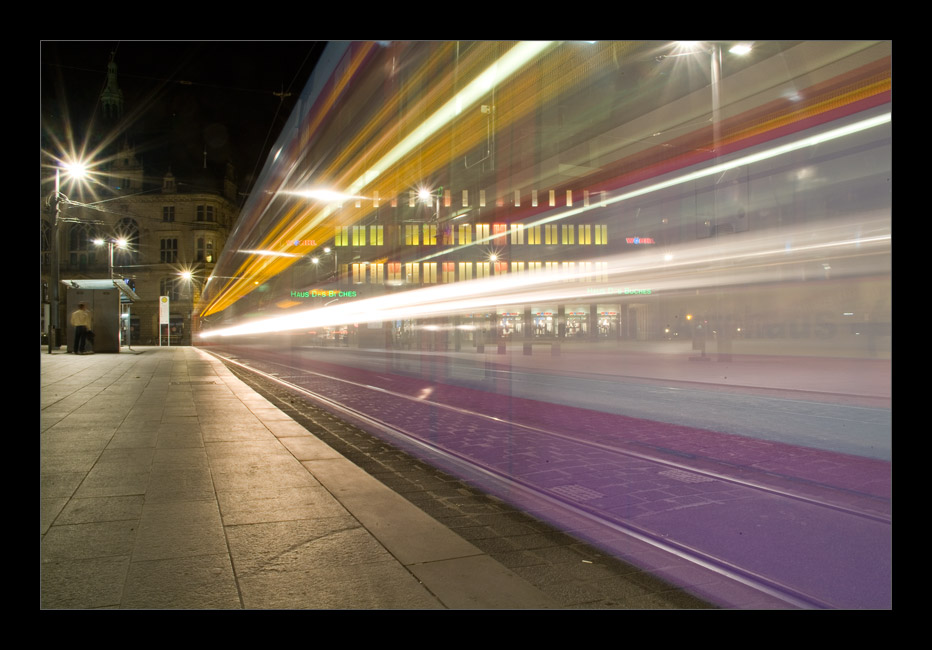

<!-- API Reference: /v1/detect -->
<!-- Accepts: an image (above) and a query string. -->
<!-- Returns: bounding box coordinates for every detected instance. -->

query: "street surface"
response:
[205,341,892,608]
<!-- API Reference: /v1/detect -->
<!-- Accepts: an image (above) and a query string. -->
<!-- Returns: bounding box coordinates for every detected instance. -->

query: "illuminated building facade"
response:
[41,54,238,346]
[40,163,238,345]
[198,41,890,360]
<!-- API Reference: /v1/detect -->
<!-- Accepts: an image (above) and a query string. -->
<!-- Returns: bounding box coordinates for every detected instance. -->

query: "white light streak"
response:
[200,211,889,340]
[418,111,892,261]
[201,110,890,340]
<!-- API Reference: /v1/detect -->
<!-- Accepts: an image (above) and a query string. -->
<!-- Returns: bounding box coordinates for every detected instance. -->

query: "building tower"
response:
[99,52,124,120]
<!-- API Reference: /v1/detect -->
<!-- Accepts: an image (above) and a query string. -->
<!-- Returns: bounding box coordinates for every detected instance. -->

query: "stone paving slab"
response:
[40,346,559,610]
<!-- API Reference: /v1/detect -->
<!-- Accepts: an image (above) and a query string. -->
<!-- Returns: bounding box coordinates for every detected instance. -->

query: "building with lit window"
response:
[198,41,890,360]
[41,53,238,347]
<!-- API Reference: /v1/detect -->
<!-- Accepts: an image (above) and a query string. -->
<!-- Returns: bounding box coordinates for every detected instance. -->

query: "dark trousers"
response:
[74,325,88,353]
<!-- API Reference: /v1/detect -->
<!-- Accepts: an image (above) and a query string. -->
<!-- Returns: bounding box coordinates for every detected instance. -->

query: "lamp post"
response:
[178,269,202,345]
[675,42,752,361]
[322,247,338,280]
[47,161,88,353]
[93,237,128,279]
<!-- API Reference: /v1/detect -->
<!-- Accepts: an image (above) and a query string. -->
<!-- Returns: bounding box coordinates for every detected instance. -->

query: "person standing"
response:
[70,302,93,354]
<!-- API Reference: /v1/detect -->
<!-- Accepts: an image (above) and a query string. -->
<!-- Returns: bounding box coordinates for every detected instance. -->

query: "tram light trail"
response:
[199,106,889,327]
[198,211,889,340]
[200,42,557,318]
[191,42,890,610]
[200,43,888,317]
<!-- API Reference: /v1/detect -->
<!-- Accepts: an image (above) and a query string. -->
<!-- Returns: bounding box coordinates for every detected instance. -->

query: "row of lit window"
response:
[159,237,215,263]
[345,260,609,284]
[334,223,608,247]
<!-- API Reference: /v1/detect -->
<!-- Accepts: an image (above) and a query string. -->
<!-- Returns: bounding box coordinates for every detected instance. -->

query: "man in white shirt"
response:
[70,303,93,354]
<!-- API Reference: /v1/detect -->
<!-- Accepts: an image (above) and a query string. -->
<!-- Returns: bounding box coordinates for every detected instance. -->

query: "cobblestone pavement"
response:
[224,362,715,610]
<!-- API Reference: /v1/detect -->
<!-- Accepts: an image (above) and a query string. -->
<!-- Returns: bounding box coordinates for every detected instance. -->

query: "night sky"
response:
[41,41,325,199]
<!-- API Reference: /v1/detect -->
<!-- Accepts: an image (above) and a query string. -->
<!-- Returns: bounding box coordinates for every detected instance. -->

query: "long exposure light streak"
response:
[200,42,556,318]
[200,110,890,338]
[416,111,891,263]
[199,207,889,340]
[345,41,556,195]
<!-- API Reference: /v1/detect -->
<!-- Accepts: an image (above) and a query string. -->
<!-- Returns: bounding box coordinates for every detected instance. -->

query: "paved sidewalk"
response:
[40,346,559,609]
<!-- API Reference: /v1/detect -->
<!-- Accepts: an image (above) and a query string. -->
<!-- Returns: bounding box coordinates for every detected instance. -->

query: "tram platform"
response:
[41,345,719,610]
[40,345,570,609]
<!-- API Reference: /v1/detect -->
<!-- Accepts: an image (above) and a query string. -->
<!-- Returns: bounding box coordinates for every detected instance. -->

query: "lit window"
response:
[369,263,384,284]
[562,224,575,245]
[352,225,366,246]
[423,263,437,283]
[405,262,420,284]
[352,263,366,284]
[492,223,507,242]
[545,224,558,245]
[579,224,592,245]
[388,263,402,283]
[510,224,524,245]
[423,224,437,245]
[370,225,384,246]
[458,262,473,281]
[458,224,472,245]
[405,224,419,245]
[476,224,490,241]
[527,226,541,245]
[476,262,491,278]
[196,237,214,263]
[595,224,608,245]
[442,262,455,283]
[335,226,350,246]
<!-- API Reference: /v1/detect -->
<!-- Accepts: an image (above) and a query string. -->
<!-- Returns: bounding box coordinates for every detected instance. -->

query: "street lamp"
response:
[672,42,752,362]
[93,237,128,279]
[320,246,338,280]
[47,160,89,353]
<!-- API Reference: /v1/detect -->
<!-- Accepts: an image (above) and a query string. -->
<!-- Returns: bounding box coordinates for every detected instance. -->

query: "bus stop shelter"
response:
[64,279,139,353]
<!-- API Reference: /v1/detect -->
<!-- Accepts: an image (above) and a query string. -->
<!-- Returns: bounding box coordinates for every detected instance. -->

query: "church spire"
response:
[99,51,124,120]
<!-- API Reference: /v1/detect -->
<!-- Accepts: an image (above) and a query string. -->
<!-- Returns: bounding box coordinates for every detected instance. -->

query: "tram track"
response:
[232,355,888,524]
[205,346,891,609]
